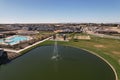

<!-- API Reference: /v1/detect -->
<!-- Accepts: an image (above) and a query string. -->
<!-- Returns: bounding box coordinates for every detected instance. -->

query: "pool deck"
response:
[3,37,52,53]
[0,35,32,45]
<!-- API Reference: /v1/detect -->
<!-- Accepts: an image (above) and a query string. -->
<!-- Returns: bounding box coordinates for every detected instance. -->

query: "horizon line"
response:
[0,22,120,24]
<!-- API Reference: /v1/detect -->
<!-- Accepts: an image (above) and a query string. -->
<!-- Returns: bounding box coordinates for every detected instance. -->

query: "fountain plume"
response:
[51,35,59,60]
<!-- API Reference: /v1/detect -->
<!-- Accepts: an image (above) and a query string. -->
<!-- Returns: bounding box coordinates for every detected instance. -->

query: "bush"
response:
[74,38,79,42]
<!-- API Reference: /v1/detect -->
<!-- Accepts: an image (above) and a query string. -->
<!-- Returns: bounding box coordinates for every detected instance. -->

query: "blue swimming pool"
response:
[0,35,30,45]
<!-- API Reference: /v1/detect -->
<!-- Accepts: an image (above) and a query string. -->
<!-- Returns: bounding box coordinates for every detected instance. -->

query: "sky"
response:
[0,0,120,23]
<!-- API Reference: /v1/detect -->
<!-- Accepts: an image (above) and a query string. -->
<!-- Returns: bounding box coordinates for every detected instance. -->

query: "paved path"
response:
[3,37,52,53]
[4,49,18,53]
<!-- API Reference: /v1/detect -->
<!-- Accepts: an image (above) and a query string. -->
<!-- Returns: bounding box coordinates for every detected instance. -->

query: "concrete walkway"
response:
[4,49,18,53]
[3,37,52,53]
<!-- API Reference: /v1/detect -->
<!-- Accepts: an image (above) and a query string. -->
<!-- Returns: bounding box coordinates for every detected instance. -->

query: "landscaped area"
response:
[0,32,120,80]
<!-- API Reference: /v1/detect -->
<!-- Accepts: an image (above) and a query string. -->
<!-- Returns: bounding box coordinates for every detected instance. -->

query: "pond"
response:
[0,45,116,80]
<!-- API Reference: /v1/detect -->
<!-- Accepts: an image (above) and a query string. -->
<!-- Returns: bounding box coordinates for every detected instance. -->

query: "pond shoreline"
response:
[79,47,118,80]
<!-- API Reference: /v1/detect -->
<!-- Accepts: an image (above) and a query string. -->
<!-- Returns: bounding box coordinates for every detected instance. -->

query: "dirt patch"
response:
[76,36,91,40]
[94,45,105,48]
[112,51,120,55]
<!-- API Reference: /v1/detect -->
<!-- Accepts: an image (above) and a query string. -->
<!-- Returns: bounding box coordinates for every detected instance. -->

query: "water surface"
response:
[0,45,116,80]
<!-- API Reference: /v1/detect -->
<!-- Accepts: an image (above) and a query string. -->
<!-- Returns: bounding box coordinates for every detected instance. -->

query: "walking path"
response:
[3,37,52,53]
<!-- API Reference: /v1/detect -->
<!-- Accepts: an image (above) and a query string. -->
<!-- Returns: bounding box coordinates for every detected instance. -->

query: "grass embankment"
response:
[20,33,120,80]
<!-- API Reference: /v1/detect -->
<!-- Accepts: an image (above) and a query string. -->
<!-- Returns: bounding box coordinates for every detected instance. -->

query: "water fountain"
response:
[51,35,59,60]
